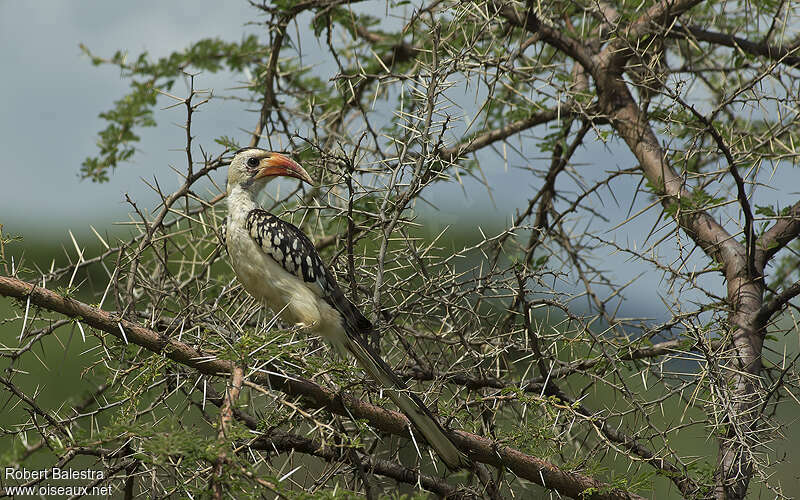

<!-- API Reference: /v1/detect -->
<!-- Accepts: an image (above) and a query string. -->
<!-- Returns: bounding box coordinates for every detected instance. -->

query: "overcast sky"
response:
[3,1,799,322]
[0,1,624,235]
[0,1,255,236]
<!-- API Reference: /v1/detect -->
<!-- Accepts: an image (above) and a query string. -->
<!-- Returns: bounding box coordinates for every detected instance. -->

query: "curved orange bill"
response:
[255,153,313,185]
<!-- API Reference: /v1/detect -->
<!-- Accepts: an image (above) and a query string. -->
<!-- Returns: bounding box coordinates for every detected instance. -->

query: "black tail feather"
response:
[340,322,470,470]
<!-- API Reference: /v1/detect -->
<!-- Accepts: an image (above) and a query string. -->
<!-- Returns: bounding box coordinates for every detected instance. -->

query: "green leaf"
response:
[755,205,776,217]
[82,35,265,182]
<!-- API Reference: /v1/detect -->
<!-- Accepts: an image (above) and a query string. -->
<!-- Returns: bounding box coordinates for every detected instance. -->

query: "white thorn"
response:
[117,323,129,344]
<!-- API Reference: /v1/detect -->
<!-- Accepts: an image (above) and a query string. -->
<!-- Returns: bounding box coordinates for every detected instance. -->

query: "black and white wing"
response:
[218,216,228,249]
[245,209,372,333]
[243,210,468,470]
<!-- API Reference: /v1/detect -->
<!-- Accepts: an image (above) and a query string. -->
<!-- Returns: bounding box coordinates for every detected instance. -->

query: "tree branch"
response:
[603,77,744,277]
[756,198,800,267]
[202,382,462,498]
[601,0,705,72]
[248,17,288,148]
[0,275,644,500]
[438,109,560,161]
[211,365,244,500]
[670,93,757,277]
[673,25,800,68]
[492,1,595,72]
[251,431,470,499]
[757,279,800,324]
[400,360,702,498]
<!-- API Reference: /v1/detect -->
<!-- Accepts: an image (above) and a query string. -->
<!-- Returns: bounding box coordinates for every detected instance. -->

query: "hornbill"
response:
[223,148,469,470]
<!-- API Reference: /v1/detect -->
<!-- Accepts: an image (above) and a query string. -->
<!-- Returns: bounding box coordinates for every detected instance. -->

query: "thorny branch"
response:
[0,275,641,500]
[3,1,800,499]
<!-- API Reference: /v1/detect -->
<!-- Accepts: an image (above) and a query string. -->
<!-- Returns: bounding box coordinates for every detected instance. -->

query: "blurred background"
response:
[1,1,799,497]
[7,0,799,317]
[1,1,253,235]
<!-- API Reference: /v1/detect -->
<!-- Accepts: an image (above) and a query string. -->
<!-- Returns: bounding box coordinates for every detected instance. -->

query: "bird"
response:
[223,147,470,470]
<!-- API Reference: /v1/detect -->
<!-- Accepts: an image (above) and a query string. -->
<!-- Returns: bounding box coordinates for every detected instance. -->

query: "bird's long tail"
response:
[334,328,470,470]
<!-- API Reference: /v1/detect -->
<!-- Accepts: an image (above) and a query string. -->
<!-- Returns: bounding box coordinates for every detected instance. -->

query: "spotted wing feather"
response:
[242,213,466,469]
[218,216,228,250]
[245,209,372,332]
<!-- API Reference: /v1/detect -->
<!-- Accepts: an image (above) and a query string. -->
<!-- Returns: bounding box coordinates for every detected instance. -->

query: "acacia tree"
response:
[2,1,799,498]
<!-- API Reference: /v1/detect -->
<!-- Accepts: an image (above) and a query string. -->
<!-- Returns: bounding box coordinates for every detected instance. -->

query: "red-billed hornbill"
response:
[223,148,469,470]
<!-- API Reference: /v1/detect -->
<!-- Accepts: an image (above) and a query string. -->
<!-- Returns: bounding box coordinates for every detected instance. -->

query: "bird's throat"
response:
[227,185,258,223]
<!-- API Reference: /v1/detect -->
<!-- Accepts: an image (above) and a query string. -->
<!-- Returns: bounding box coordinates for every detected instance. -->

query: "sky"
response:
[0,1,534,234]
[0,1,623,229]
[1,3,798,495]
[0,1,254,234]
[1,1,798,323]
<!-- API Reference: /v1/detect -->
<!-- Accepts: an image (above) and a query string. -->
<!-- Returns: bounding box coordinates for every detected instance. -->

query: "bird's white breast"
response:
[225,184,343,338]
[226,216,342,338]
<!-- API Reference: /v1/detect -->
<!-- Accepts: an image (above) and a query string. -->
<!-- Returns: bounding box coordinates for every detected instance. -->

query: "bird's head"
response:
[226,148,313,194]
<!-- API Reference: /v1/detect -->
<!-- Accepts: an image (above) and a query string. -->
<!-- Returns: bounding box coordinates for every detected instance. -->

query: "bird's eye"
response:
[246,157,259,168]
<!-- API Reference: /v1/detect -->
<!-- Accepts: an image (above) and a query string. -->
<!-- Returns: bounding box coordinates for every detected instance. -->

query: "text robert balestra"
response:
[5,467,105,481]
